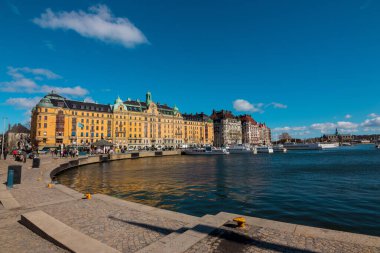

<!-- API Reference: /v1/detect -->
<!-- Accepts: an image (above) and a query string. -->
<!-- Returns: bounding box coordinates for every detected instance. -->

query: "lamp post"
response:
[1,117,8,159]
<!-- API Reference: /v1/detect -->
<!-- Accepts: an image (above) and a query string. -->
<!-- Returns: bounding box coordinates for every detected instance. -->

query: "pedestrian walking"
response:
[3,148,8,160]
[22,149,27,163]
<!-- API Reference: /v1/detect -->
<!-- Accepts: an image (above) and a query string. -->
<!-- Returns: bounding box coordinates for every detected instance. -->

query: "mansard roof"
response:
[211,110,236,120]
[49,98,112,113]
[182,112,211,122]
[37,92,176,115]
[123,99,175,115]
[239,114,257,125]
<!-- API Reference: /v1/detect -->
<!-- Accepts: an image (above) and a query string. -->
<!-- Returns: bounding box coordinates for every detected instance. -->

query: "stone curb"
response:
[137,213,229,253]
[0,187,21,209]
[21,210,121,253]
[217,212,380,248]
[41,155,380,251]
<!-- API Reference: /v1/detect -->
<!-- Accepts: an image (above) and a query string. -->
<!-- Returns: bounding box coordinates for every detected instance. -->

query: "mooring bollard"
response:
[47,183,53,188]
[7,169,14,189]
[233,217,246,228]
[84,193,92,200]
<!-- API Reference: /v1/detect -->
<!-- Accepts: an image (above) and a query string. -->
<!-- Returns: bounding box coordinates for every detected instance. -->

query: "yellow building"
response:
[31,91,213,149]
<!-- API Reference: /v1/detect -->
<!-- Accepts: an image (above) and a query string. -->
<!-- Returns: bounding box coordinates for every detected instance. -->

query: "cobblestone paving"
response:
[185,222,380,253]
[10,185,74,208]
[40,198,186,253]
[0,210,68,253]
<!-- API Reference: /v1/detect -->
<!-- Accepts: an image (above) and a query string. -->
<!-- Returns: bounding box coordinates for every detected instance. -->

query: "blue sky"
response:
[1,0,380,138]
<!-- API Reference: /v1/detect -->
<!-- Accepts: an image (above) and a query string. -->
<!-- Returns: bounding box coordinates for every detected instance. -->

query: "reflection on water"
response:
[58,145,380,236]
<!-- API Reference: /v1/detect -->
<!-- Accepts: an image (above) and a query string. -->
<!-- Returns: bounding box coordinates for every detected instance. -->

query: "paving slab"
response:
[21,210,121,253]
[185,218,380,253]
[0,188,21,209]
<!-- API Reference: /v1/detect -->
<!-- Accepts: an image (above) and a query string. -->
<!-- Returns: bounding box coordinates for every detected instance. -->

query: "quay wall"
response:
[49,150,180,180]
[39,150,380,250]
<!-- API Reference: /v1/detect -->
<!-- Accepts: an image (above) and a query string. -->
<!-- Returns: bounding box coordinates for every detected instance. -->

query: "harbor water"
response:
[57,144,380,236]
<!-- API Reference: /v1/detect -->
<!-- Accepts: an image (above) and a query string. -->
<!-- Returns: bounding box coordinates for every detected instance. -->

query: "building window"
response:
[44,123,47,128]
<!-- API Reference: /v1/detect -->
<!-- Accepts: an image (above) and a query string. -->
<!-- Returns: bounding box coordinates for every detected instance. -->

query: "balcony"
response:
[56,133,64,139]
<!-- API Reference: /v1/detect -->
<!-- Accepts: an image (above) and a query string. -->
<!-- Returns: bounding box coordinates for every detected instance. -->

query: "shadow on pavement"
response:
[108,216,317,253]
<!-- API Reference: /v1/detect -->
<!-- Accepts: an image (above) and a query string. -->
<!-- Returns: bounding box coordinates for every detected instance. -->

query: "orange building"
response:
[31,91,214,149]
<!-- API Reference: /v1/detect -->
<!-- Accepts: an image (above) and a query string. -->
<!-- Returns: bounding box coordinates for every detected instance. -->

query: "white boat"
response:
[227,144,252,154]
[273,144,287,153]
[255,146,274,154]
[318,143,339,149]
[283,143,321,150]
[341,142,352,146]
[183,146,229,155]
[376,144,380,149]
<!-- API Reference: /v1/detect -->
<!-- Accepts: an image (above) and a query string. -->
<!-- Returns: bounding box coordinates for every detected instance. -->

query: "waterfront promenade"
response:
[0,153,379,253]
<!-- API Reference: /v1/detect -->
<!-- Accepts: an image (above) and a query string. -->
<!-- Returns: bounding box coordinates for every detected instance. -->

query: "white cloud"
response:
[363,127,380,132]
[309,121,359,133]
[233,99,287,113]
[345,114,352,119]
[14,67,61,79]
[272,126,307,132]
[233,99,263,113]
[0,77,38,92]
[361,117,380,127]
[33,4,148,48]
[40,85,88,96]
[310,122,336,133]
[339,129,358,133]
[83,97,95,103]
[0,66,88,97]
[293,131,311,136]
[368,113,378,118]
[336,121,358,129]
[6,97,42,110]
[269,102,288,109]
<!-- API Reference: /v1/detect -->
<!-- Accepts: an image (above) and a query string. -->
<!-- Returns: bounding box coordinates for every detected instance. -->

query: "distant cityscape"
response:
[22,91,271,149]
[1,91,379,151]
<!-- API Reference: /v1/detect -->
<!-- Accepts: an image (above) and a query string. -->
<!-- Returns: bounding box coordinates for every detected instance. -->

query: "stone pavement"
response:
[185,221,380,253]
[0,154,379,253]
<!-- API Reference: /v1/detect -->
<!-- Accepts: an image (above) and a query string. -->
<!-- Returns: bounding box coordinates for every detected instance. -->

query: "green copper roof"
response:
[37,97,54,108]
[115,96,123,104]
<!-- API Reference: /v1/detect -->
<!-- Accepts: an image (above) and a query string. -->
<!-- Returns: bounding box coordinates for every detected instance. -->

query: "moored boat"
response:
[318,143,339,149]
[273,144,287,153]
[283,143,321,150]
[255,146,274,153]
[227,144,252,154]
[183,146,229,155]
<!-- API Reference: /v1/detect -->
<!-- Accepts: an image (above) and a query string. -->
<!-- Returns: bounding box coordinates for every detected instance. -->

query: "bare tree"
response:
[279,132,292,142]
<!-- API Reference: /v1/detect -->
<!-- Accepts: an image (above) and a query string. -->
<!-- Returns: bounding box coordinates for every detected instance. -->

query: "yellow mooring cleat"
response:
[47,183,53,188]
[233,217,246,228]
[85,193,92,200]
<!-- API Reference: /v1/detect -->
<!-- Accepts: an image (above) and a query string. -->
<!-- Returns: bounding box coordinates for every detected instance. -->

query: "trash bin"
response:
[7,169,14,188]
[8,165,22,184]
[32,157,40,168]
